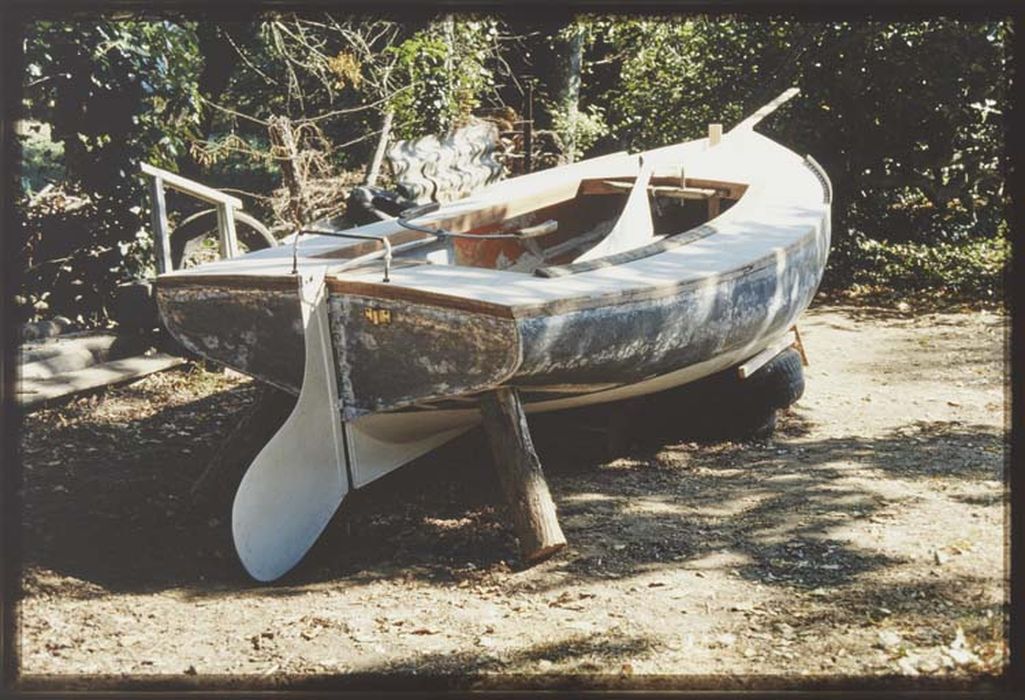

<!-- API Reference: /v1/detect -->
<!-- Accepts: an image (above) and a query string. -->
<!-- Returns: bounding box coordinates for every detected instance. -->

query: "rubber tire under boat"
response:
[655,347,805,441]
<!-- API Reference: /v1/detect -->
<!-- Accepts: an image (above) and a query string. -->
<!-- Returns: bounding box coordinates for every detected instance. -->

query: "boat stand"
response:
[480,387,567,563]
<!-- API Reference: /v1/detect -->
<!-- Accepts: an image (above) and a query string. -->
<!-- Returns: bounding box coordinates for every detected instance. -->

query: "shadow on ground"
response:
[18,372,1005,601]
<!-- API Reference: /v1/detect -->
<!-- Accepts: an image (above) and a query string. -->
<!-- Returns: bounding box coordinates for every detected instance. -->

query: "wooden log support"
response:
[480,387,567,564]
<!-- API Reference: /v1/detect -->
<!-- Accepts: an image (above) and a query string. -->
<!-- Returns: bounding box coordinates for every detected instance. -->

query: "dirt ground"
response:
[14,303,1008,691]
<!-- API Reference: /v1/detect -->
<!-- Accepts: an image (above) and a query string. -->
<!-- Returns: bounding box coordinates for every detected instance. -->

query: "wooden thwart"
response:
[583,179,718,200]
[480,387,567,563]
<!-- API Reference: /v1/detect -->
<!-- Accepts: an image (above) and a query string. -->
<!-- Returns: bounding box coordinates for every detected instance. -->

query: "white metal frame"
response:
[140,162,244,274]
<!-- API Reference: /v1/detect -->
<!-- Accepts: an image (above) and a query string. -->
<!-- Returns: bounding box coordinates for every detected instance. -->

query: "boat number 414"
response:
[363,307,393,326]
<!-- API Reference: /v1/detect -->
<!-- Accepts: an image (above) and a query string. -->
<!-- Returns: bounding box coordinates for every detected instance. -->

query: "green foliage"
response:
[16,16,1010,325]
[16,120,64,193]
[549,103,609,162]
[385,31,452,135]
[20,20,203,324]
[579,16,1008,301]
[829,232,1008,305]
[584,17,793,150]
[386,18,499,138]
[776,20,1008,248]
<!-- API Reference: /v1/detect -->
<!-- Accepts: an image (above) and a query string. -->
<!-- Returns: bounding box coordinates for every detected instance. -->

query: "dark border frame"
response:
[1,1,1020,696]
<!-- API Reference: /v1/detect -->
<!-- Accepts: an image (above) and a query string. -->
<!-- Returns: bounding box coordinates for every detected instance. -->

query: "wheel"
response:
[113,279,158,331]
[724,347,805,439]
[744,347,805,411]
[169,209,277,270]
[653,346,804,442]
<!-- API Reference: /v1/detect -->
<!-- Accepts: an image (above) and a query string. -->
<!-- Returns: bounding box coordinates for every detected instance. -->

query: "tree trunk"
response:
[561,24,584,162]
[480,387,567,563]
[364,110,394,187]
[268,115,310,226]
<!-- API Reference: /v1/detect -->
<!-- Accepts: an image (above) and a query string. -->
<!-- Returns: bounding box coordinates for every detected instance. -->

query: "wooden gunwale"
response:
[326,280,516,319]
[155,224,821,323]
[158,274,299,292]
[328,223,820,321]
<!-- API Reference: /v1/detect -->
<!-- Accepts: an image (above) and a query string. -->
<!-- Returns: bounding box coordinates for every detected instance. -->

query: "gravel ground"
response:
[14,303,1008,691]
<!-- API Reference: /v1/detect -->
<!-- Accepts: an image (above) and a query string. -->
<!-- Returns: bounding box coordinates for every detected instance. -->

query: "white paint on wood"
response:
[149,177,172,275]
[708,123,723,147]
[346,411,476,489]
[160,131,826,322]
[141,162,244,208]
[736,330,797,379]
[575,156,656,263]
[231,269,349,582]
[730,87,800,134]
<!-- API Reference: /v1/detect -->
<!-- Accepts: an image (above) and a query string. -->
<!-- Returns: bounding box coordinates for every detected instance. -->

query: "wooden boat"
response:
[155,89,831,580]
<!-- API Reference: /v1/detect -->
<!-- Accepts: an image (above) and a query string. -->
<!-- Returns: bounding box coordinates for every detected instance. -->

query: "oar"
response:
[575,155,656,263]
[232,266,349,582]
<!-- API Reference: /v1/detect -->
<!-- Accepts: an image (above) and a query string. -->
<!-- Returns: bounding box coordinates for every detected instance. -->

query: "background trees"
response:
[15,14,1010,325]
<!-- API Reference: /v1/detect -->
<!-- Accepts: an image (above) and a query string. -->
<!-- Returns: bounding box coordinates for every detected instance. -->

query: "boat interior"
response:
[306,173,750,278]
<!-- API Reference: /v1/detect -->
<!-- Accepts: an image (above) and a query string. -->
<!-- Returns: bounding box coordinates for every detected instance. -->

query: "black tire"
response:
[744,347,805,411]
[722,347,804,439]
[651,346,804,442]
[113,279,158,331]
[170,209,276,270]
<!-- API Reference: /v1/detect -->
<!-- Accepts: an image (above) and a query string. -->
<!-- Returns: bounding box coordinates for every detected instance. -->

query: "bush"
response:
[823,231,1008,306]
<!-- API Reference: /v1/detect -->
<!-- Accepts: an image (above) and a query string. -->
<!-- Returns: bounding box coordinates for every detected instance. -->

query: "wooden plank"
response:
[737,332,797,380]
[327,279,516,319]
[707,196,721,219]
[580,179,718,200]
[480,387,566,563]
[156,274,298,292]
[579,176,747,201]
[792,324,810,366]
[681,177,749,200]
[149,177,173,275]
[141,162,244,209]
[17,353,185,408]
[730,87,800,133]
[20,333,151,378]
[216,203,241,259]
[708,123,723,147]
